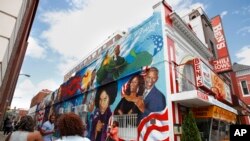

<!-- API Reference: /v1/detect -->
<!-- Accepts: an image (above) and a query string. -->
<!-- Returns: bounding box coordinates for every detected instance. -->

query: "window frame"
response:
[241,80,250,96]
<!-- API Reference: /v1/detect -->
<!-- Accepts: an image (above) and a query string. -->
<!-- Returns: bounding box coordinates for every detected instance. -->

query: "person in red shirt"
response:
[107,121,119,141]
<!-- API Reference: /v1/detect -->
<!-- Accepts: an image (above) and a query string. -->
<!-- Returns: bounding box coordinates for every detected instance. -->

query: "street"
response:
[0,131,7,141]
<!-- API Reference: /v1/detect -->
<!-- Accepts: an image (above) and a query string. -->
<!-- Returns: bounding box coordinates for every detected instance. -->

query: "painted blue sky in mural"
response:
[12,0,250,109]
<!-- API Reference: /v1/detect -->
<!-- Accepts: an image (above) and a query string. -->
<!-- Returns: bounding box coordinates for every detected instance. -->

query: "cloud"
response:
[57,57,80,76]
[220,11,228,18]
[38,0,162,74]
[236,45,250,65]
[242,5,250,15]
[232,5,250,15]
[11,78,60,109]
[37,0,205,74]
[37,79,59,91]
[232,10,240,15]
[11,79,36,109]
[26,37,46,59]
[12,0,209,110]
[237,26,250,36]
[40,0,160,59]
[172,0,206,17]
[66,0,87,9]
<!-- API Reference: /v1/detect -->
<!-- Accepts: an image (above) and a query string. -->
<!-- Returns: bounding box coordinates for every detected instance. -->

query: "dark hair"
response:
[49,114,55,119]
[57,113,84,137]
[113,121,119,127]
[95,81,118,108]
[146,67,159,75]
[125,75,145,97]
[16,115,35,132]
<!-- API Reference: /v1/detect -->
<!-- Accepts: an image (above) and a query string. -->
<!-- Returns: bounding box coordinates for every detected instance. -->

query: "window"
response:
[196,118,211,141]
[181,64,195,91]
[241,80,249,95]
[189,10,200,20]
[210,40,216,57]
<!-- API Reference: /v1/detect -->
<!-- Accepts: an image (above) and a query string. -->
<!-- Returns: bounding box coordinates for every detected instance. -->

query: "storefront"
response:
[232,95,250,124]
[192,106,237,141]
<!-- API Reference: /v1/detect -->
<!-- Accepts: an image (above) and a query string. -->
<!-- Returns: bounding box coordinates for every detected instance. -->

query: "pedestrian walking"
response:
[55,112,90,141]
[40,114,56,141]
[3,117,13,135]
[5,115,43,141]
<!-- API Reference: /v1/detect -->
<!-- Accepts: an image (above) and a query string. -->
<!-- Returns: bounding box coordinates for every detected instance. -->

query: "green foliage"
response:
[181,110,202,141]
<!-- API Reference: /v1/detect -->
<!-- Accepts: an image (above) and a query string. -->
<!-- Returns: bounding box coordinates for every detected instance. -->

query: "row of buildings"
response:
[29,2,250,141]
[1,0,250,141]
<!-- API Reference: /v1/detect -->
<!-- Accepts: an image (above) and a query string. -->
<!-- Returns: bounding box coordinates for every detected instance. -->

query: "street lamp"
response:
[19,73,31,77]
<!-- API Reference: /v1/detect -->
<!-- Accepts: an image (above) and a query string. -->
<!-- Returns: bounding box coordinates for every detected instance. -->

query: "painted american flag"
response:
[138,108,169,141]
[147,35,163,56]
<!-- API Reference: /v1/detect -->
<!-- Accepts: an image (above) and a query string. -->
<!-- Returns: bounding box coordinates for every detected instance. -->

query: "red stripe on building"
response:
[178,104,182,123]
[137,109,168,140]
[174,135,178,141]
[167,36,175,93]
[163,1,173,27]
[143,125,169,141]
[172,103,176,124]
[163,137,170,141]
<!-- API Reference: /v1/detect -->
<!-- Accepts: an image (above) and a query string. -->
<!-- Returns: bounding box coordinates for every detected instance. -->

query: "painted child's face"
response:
[99,90,110,114]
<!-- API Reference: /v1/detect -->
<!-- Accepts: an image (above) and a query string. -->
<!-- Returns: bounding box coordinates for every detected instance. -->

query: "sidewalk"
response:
[0,131,7,141]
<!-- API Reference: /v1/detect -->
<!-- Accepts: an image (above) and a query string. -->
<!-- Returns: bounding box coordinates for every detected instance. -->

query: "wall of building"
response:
[236,73,250,104]
[30,89,51,108]
[0,0,39,128]
[28,1,240,141]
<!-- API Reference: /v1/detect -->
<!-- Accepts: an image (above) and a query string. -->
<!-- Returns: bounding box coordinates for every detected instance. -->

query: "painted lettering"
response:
[213,57,231,72]
[216,41,226,49]
[213,23,226,50]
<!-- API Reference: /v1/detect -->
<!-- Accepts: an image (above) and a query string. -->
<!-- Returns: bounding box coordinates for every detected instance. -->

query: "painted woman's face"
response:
[99,90,110,114]
[130,77,139,93]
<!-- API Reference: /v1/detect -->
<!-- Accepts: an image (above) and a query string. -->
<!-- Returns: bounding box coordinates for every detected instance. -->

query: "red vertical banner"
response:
[211,16,232,73]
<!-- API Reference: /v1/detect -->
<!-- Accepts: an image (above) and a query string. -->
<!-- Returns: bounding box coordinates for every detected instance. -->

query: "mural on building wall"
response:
[33,11,169,141]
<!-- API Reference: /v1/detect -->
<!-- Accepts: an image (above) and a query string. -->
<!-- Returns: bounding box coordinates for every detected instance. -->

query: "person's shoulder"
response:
[83,137,91,141]
[152,86,164,95]
[43,120,50,126]
[56,136,90,141]
[75,136,91,141]
[27,131,43,141]
[42,120,48,124]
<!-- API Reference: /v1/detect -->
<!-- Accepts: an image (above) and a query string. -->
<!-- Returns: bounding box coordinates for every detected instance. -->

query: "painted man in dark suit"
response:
[136,67,166,121]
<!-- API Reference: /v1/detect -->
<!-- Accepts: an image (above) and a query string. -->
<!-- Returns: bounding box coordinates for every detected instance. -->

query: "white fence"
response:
[113,114,138,141]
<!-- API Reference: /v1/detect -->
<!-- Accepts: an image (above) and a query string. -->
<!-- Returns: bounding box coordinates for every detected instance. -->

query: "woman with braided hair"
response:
[5,115,43,141]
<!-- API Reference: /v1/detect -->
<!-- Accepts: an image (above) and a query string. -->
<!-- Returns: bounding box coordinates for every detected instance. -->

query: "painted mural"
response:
[34,11,169,141]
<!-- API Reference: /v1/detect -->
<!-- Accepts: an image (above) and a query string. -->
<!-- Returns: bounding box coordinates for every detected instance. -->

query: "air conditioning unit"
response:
[59,107,64,114]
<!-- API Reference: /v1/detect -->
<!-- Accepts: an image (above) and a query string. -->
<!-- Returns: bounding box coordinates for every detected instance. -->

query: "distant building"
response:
[231,63,250,124]
[4,107,28,122]
[30,89,52,108]
[18,108,28,118]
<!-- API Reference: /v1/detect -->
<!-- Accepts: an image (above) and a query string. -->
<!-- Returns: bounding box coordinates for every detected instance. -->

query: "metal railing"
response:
[113,114,137,140]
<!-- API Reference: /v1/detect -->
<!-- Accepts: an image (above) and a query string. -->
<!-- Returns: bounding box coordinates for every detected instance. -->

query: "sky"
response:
[11,0,250,109]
